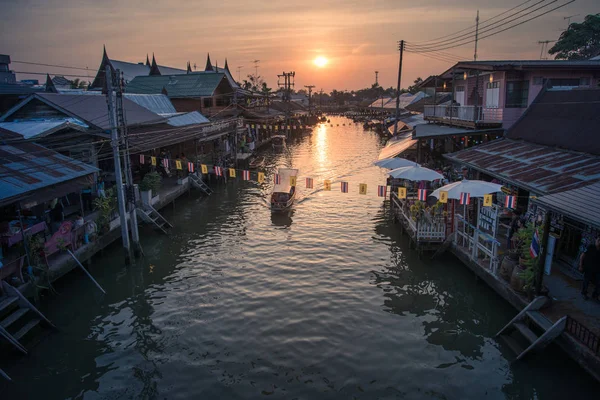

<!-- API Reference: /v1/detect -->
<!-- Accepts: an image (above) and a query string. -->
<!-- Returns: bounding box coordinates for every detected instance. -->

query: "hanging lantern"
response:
[443,82,447,90]
[489,74,494,83]
[463,72,467,80]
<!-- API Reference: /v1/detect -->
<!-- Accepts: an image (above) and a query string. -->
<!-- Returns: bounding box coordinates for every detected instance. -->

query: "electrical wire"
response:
[412,0,537,44]
[407,0,550,49]
[404,1,574,54]
[12,60,90,71]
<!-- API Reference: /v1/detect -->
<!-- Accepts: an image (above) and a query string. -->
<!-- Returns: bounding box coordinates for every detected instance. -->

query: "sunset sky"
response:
[1,0,595,91]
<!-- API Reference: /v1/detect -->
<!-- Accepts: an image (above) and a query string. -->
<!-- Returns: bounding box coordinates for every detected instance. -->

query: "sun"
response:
[313,56,328,68]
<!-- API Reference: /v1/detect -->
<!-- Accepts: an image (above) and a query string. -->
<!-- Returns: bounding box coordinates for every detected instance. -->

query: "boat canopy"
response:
[273,168,299,193]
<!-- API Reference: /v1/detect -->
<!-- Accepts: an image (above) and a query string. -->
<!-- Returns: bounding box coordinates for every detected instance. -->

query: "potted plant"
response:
[139,172,162,206]
[510,224,536,293]
[93,187,117,234]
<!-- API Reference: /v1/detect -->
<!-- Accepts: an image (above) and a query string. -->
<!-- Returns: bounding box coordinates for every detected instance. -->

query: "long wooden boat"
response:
[270,168,298,212]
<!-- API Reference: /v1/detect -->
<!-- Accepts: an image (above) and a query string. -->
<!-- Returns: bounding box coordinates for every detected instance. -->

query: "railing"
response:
[424,105,482,122]
[481,107,503,122]
[391,192,446,243]
[566,316,600,356]
[454,214,500,273]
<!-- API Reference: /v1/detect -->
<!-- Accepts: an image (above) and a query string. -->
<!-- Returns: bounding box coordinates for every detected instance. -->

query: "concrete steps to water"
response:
[496,296,567,360]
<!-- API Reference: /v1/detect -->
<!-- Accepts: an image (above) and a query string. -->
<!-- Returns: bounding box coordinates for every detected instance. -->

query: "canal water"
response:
[2,117,598,399]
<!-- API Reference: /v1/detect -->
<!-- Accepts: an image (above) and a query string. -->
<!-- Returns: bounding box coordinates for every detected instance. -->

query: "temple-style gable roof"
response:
[205,53,213,72]
[45,74,58,93]
[89,47,185,90]
[149,54,161,76]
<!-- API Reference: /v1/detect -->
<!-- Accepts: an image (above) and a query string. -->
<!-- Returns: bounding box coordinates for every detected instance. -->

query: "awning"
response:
[377,132,417,160]
[533,182,600,230]
[414,124,502,139]
[8,175,95,209]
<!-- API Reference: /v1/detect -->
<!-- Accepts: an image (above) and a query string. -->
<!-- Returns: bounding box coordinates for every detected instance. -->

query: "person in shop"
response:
[50,200,64,233]
[96,176,106,198]
[579,237,600,301]
[507,210,522,250]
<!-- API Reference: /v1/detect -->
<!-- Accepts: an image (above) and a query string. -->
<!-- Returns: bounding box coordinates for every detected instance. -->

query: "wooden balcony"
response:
[424,105,503,129]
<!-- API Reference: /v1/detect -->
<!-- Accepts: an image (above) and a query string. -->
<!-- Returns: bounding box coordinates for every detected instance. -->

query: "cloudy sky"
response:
[0,0,596,91]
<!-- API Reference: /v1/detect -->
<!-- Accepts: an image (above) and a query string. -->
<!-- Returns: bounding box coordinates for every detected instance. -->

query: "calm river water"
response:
[2,117,598,399]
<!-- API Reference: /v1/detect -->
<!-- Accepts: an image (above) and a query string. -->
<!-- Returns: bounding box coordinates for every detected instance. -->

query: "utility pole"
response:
[278,71,295,136]
[236,66,243,82]
[115,70,141,259]
[537,40,556,60]
[252,60,260,77]
[393,40,404,137]
[105,65,131,264]
[474,10,480,61]
[375,71,379,86]
[304,85,315,115]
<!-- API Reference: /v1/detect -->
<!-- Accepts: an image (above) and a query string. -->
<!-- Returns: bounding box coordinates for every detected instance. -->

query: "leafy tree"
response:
[407,77,423,94]
[70,78,88,89]
[549,14,600,60]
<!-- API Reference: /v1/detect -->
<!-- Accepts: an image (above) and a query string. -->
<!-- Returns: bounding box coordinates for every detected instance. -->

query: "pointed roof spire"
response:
[205,53,213,71]
[187,61,192,74]
[224,58,230,73]
[45,74,58,93]
[161,86,169,96]
[146,54,151,66]
[215,60,218,73]
[149,53,161,75]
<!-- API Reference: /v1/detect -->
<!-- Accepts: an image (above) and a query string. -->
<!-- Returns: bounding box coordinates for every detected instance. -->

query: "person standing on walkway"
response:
[579,237,600,301]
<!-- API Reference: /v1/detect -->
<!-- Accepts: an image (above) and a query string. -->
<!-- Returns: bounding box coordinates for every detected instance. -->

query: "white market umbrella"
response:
[388,165,443,181]
[430,180,503,199]
[373,157,418,169]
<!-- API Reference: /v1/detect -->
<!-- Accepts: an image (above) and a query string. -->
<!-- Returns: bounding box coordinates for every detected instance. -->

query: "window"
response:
[579,77,591,86]
[548,78,579,89]
[215,96,228,107]
[505,80,529,108]
[203,98,212,108]
[485,81,500,108]
[455,86,465,92]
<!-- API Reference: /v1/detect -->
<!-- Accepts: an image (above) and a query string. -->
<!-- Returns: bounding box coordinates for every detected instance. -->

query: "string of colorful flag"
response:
[138,154,518,207]
[243,122,356,130]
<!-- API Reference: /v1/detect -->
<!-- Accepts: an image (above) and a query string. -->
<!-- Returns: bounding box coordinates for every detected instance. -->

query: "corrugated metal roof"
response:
[378,131,417,160]
[157,65,187,76]
[534,182,600,230]
[123,94,177,115]
[444,139,600,194]
[167,111,210,126]
[126,73,226,97]
[0,118,88,139]
[0,141,99,206]
[2,93,165,130]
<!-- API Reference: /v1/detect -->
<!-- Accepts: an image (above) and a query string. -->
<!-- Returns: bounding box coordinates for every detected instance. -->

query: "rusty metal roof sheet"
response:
[0,138,99,206]
[534,182,600,230]
[444,139,600,195]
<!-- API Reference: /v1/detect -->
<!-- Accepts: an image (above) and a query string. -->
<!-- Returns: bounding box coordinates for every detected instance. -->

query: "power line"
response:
[13,71,93,79]
[404,1,574,54]
[408,0,548,48]
[413,0,537,44]
[12,60,90,71]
